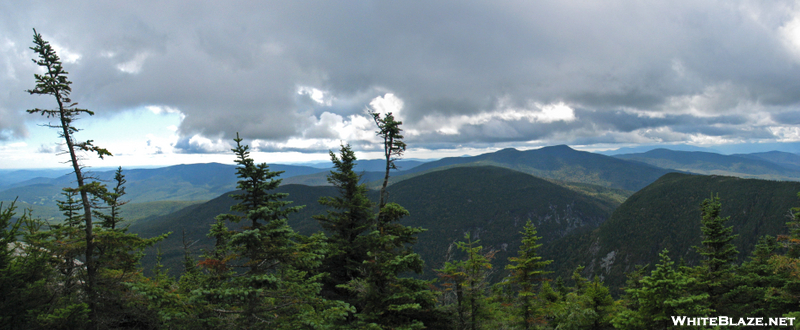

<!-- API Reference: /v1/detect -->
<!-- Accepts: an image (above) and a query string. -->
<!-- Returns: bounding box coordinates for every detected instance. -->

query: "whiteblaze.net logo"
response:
[671,316,796,327]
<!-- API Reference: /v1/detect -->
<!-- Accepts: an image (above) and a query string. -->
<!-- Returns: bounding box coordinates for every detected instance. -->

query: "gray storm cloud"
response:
[2,0,800,151]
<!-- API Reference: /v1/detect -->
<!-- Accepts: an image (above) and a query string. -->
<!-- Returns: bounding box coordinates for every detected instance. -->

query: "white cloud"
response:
[50,42,81,64]
[146,105,183,115]
[369,93,404,117]
[780,8,800,61]
[117,52,150,74]
[416,101,576,136]
[768,126,800,141]
[297,86,334,106]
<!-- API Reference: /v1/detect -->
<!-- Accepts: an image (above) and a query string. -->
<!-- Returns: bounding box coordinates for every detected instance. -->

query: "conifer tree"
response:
[769,193,800,320]
[370,110,406,211]
[341,112,437,329]
[726,235,783,319]
[693,194,738,313]
[53,189,85,296]
[0,202,54,328]
[90,168,168,328]
[314,144,375,306]
[438,233,496,330]
[550,268,615,330]
[505,220,552,330]
[94,167,127,230]
[612,250,709,330]
[26,29,111,328]
[195,133,350,329]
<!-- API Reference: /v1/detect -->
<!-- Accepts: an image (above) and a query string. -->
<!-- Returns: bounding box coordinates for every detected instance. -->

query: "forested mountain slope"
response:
[132,166,618,278]
[545,172,800,292]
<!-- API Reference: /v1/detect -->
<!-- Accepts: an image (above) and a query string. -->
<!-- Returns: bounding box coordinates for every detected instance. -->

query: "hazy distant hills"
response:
[0,168,74,190]
[0,163,330,204]
[614,149,800,181]
[546,172,800,292]
[280,159,424,186]
[0,163,333,222]
[398,145,673,192]
[735,150,800,171]
[599,144,718,156]
[132,166,618,278]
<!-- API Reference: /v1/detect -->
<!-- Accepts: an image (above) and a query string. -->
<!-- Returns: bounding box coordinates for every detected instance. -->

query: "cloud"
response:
[4,0,800,154]
[37,143,62,154]
[173,134,231,154]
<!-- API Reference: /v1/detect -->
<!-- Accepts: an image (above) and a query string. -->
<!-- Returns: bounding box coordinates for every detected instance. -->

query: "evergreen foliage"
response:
[437,233,497,330]
[313,144,375,310]
[612,250,709,330]
[340,115,438,329]
[26,29,112,328]
[695,194,739,277]
[505,220,553,329]
[370,110,406,210]
[693,194,739,314]
[192,134,350,329]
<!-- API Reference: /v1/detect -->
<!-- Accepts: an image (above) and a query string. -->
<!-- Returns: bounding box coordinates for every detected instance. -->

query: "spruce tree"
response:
[341,112,437,329]
[768,194,800,320]
[0,202,53,328]
[370,110,406,211]
[505,220,552,330]
[91,168,167,328]
[549,268,615,330]
[94,167,127,230]
[26,29,111,328]
[313,144,375,306]
[727,235,783,319]
[438,233,496,330]
[693,194,738,313]
[612,250,709,330]
[194,133,350,329]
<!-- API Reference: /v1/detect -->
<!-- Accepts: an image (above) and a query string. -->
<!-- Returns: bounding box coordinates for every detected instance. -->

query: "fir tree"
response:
[438,233,496,330]
[370,110,406,211]
[26,29,111,328]
[341,113,438,329]
[726,235,784,319]
[612,250,709,330]
[313,144,375,307]
[693,194,738,313]
[194,133,350,329]
[505,220,552,330]
[94,167,127,230]
[769,193,800,320]
[91,168,167,328]
[0,202,52,328]
[550,268,615,330]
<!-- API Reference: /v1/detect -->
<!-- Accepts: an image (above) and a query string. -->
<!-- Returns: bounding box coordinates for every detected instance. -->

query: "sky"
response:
[3,1,800,169]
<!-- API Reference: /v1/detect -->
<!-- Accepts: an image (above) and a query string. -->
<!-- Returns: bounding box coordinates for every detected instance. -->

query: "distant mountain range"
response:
[399,145,673,192]
[614,149,800,181]
[7,145,800,223]
[600,144,719,155]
